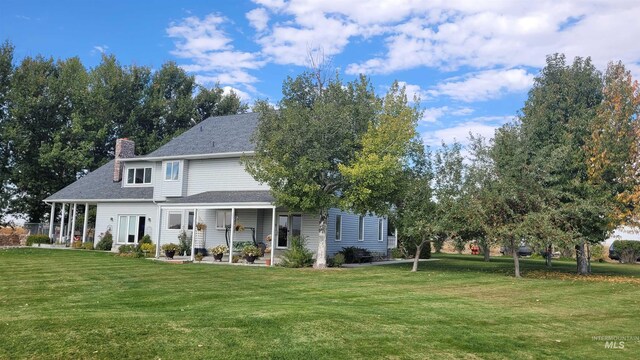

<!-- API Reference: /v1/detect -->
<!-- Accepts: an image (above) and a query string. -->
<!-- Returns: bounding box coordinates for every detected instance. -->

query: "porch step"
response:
[165,259,193,264]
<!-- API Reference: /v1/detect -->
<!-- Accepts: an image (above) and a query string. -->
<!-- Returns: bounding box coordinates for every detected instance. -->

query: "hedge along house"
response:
[44,113,394,265]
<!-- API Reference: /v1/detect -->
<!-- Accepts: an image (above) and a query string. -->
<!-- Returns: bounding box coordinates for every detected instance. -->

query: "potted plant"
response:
[162,243,179,259]
[241,244,260,264]
[196,223,207,231]
[209,245,228,261]
[194,252,204,262]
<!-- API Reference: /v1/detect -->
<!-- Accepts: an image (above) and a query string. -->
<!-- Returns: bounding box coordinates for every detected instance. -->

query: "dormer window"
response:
[165,161,180,181]
[126,167,152,185]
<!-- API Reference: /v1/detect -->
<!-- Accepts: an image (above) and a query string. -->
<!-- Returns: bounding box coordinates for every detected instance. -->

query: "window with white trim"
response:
[167,211,182,230]
[378,218,384,241]
[126,167,152,185]
[335,214,342,241]
[216,210,232,230]
[358,216,364,241]
[117,215,145,244]
[165,161,180,181]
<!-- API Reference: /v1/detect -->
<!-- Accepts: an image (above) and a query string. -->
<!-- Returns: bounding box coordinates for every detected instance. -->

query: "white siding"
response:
[95,202,157,251]
[161,160,184,197]
[152,161,164,200]
[187,158,269,195]
[302,213,320,254]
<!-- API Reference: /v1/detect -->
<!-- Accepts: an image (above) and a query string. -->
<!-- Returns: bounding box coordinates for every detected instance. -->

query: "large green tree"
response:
[586,61,640,228]
[0,41,14,225]
[245,72,417,268]
[0,42,249,222]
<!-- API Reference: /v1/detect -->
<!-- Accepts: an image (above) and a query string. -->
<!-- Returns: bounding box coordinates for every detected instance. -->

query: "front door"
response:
[277,214,302,248]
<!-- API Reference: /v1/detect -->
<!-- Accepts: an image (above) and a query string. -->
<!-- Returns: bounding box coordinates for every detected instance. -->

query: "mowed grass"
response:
[1,249,639,359]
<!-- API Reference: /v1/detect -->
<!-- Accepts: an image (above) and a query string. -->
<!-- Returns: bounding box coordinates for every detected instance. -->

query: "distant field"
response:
[0,248,638,359]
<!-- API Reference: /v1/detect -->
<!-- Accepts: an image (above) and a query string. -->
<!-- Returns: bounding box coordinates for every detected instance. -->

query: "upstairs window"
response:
[126,167,152,185]
[165,161,180,181]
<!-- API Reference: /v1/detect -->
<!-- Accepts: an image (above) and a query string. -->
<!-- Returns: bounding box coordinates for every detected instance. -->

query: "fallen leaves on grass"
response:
[526,270,640,284]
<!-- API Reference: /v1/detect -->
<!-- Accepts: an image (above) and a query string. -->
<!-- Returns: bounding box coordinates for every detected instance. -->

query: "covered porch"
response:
[155,191,283,266]
[45,202,96,245]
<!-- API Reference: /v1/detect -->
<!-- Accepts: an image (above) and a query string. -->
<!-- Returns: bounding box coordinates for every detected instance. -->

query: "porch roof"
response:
[166,190,274,204]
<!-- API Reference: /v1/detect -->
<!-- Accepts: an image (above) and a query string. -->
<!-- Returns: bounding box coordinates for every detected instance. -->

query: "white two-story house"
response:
[44,113,393,264]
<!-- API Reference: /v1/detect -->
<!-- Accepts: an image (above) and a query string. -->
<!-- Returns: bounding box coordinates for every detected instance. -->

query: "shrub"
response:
[177,231,191,256]
[95,231,113,251]
[590,244,605,262]
[26,234,51,246]
[139,243,155,256]
[390,247,404,259]
[194,252,204,262]
[82,242,94,250]
[118,244,136,254]
[280,236,314,268]
[232,255,241,263]
[339,246,372,263]
[332,253,345,267]
[71,240,83,249]
[612,240,640,264]
[139,234,152,244]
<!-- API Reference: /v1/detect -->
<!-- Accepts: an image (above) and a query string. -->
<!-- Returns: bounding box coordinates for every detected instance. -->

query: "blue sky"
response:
[2,0,640,148]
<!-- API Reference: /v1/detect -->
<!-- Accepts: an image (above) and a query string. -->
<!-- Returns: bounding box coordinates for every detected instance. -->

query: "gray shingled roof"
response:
[167,191,274,204]
[45,160,153,201]
[46,113,261,202]
[142,112,259,158]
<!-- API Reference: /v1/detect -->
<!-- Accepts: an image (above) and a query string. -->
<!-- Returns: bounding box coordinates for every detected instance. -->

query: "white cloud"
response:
[222,86,252,102]
[421,106,449,123]
[246,8,270,32]
[427,69,535,102]
[420,106,477,123]
[423,121,500,147]
[92,45,109,54]
[450,107,474,116]
[167,14,264,94]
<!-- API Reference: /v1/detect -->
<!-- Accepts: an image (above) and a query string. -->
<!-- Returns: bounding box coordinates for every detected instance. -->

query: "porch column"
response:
[155,206,162,258]
[59,203,66,244]
[228,208,236,264]
[70,203,78,242]
[190,208,196,261]
[48,203,55,240]
[270,206,276,267]
[82,203,89,243]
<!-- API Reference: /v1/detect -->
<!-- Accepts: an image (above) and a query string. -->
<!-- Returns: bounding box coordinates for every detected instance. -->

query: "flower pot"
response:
[245,255,257,264]
[165,250,175,259]
[213,253,224,261]
[265,259,271,266]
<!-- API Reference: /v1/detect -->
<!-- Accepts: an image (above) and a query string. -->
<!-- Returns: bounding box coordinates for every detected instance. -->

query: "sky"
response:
[2,0,640,149]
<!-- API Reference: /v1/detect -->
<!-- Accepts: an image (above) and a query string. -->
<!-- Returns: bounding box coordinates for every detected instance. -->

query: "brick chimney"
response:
[114,138,135,182]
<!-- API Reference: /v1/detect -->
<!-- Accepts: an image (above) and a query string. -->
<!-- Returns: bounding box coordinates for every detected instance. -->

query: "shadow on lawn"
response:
[382,253,640,279]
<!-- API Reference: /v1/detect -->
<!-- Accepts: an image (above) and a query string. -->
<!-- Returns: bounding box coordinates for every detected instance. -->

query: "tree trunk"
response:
[511,239,521,278]
[481,242,490,262]
[576,241,589,275]
[545,244,552,268]
[314,210,328,269]
[411,240,424,272]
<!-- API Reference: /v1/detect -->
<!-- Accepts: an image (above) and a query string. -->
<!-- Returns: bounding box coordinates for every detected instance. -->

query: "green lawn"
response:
[1,249,639,359]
